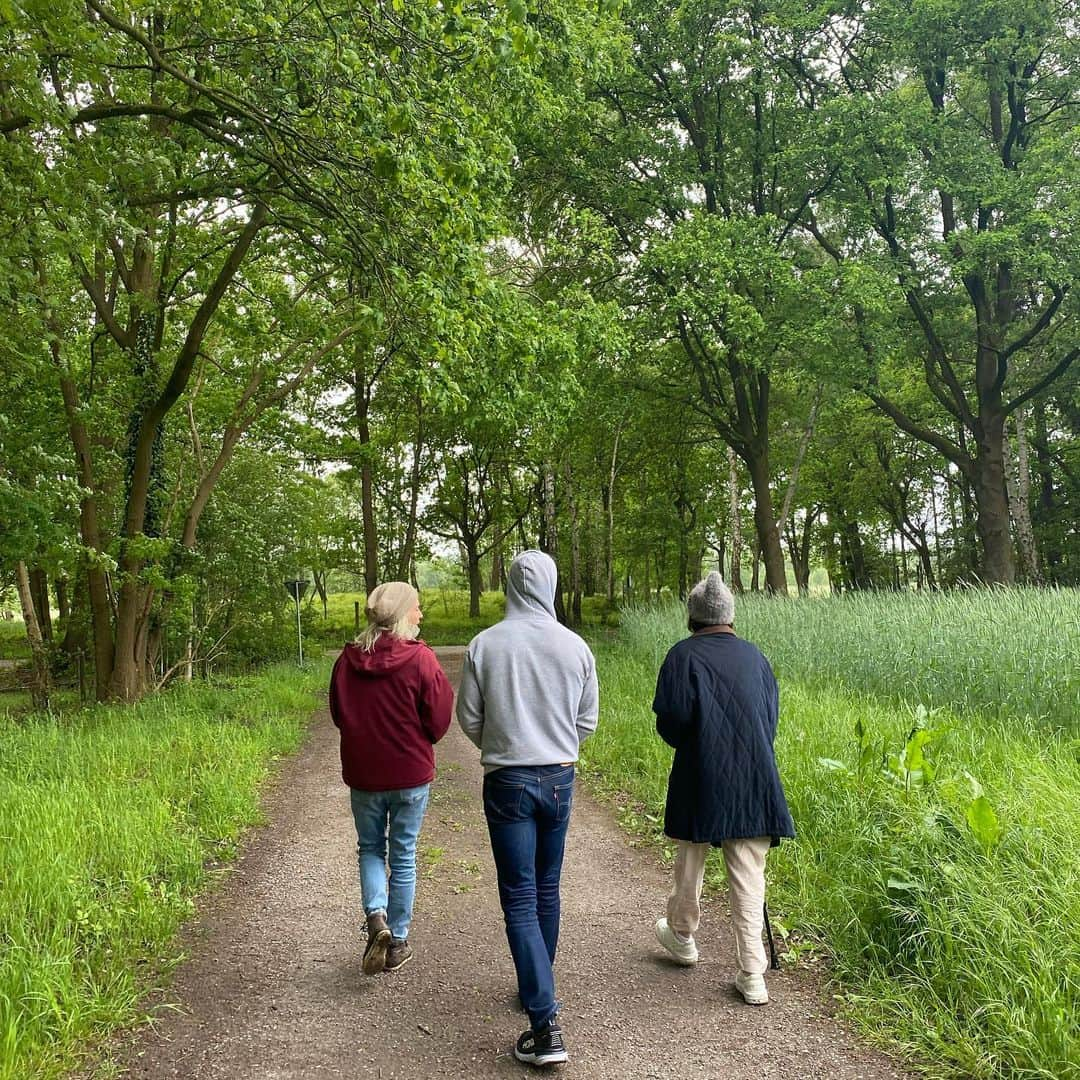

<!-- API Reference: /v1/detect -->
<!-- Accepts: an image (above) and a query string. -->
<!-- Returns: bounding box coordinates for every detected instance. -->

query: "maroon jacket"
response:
[329,636,454,792]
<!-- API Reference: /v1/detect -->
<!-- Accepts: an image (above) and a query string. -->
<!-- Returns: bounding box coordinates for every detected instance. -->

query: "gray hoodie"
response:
[456,550,599,770]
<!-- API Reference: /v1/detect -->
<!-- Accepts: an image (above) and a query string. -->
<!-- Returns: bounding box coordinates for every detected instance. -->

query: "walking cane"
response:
[763,901,780,970]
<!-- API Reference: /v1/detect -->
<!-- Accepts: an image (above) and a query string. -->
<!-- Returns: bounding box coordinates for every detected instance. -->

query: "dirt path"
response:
[100,647,909,1079]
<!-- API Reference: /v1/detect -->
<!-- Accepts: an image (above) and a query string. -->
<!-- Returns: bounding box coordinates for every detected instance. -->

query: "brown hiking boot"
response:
[384,937,413,972]
[362,912,392,975]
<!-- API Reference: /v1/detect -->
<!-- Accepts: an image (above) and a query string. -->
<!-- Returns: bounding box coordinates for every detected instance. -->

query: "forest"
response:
[2,0,1077,705]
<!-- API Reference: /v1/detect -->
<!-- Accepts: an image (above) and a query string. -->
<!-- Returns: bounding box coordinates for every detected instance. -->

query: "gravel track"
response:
[98,646,910,1080]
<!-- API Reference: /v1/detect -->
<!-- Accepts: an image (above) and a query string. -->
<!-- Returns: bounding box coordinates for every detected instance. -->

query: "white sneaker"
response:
[654,918,699,965]
[735,970,769,1005]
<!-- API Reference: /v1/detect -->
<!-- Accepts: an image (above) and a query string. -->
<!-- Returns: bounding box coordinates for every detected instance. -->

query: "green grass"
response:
[0,661,329,1080]
[584,591,1080,1079]
[308,588,618,648]
[0,621,30,662]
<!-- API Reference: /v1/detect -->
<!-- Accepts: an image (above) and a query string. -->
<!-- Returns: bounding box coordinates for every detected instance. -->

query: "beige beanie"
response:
[365,582,418,628]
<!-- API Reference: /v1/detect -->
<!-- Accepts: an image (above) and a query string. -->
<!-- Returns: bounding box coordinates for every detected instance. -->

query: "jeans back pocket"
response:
[483,778,527,823]
[553,780,574,823]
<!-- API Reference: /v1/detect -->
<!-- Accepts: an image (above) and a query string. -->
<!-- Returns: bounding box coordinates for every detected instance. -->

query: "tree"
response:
[2,0,540,697]
[810,0,1080,583]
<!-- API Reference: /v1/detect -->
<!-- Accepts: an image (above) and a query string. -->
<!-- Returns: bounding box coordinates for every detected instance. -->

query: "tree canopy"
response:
[2,0,1077,700]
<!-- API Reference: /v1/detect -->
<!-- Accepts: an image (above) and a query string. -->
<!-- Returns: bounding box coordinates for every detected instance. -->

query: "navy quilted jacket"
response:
[653,631,795,845]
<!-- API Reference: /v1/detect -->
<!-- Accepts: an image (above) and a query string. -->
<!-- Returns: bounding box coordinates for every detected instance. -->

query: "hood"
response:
[505,549,558,620]
[340,634,420,675]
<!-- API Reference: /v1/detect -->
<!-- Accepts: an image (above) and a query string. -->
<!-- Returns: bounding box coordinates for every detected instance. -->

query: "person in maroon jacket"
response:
[329,581,453,975]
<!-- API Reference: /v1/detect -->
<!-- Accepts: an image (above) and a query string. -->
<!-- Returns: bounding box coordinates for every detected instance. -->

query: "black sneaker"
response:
[384,937,413,971]
[514,1022,568,1066]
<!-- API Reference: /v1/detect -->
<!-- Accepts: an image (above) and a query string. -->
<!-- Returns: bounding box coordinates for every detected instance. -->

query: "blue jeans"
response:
[350,784,431,940]
[483,764,574,1032]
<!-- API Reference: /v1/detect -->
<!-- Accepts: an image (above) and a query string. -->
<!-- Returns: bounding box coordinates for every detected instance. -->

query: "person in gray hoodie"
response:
[457,550,598,1067]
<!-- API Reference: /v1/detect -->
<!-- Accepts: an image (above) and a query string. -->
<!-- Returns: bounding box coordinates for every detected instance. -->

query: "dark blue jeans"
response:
[483,764,574,1032]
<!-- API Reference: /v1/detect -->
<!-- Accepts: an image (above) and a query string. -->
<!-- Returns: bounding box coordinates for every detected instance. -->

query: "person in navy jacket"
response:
[330,582,453,976]
[651,571,794,1005]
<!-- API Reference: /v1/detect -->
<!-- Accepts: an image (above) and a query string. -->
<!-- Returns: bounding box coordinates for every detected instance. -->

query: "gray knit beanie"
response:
[687,571,734,626]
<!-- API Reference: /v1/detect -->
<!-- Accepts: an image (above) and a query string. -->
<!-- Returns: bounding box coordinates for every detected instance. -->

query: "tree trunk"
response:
[601,481,614,603]
[688,545,703,586]
[354,363,379,594]
[59,575,87,659]
[15,561,51,711]
[466,543,483,618]
[972,408,1015,584]
[710,538,727,582]
[312,570,329,618]
[956,438,980,574]
[57,371,114,697]
[1032,399,1056,515]
[1005,408,1042,585]
[541,461,567,624]
[840,520,871,590]
[776,386,821,539]
[565,461,582,625]
[109,586,149,701]
[785,509,816,595]
[30,568,53,641]
[930,481,944,586]
[727,447,743,592]
[604,425,621,604]
[1030,399,1060,574]
[915,529,937,590]
[488,465,505,592]
[399,397,424,581]
[489,550,504,592]
[745,451,788,594]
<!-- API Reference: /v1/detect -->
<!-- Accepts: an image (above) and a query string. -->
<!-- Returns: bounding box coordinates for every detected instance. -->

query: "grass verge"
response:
[0,660,328,1080]
[585,594,1080,1079]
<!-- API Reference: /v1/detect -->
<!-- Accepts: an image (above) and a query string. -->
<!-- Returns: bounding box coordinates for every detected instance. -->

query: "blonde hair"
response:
[355,581,420,652]
[355,618,420,651]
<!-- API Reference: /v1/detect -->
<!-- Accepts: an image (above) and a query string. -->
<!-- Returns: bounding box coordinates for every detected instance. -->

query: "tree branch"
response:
[865,390,969,475]
[71,253,131,347]
[1001,285,1067,361]
[1005,347,1079,416]
[150,200,269,425]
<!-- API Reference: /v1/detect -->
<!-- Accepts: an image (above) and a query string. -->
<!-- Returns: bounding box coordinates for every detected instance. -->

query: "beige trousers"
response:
[666,836,771,976]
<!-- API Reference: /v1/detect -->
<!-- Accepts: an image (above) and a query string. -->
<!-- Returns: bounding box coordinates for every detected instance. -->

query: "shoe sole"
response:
[513,1048,569,1066]
[362,929,392,975]
[736,981,769,1005]
[654,923,698,965]
[384,952,413,972]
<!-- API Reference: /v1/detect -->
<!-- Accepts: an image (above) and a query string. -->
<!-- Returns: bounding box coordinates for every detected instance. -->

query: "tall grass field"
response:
[0,662,327,1079]
[584,588,1080,1080]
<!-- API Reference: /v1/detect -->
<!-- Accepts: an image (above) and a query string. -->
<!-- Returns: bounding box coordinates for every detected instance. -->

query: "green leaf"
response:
[817,757,851,774]
[965,796,1002,852]
[886,876,920,893]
